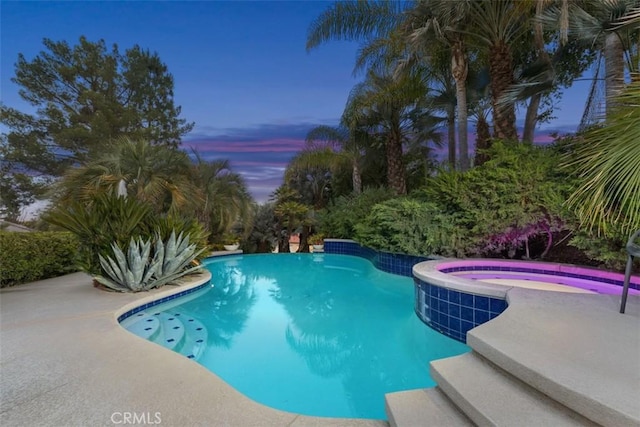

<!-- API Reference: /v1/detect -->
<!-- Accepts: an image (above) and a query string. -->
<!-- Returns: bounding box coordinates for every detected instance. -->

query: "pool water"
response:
[122,253,469,419]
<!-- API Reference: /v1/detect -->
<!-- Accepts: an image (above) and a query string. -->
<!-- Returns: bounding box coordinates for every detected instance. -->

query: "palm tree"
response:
[566,75,640,236]
[305,118,373,195]
[270,186,308,253]
[403,0,473,170]
[541,0,639,116]
[189,155,253,239]
[344,70,428,195]
[56,137,199,214]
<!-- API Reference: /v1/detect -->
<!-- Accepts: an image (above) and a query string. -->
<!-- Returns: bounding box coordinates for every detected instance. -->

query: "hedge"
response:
[0,231,80,287]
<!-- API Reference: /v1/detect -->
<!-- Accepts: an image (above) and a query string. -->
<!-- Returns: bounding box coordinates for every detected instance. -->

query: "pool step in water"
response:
[429,352,598,426]
[385,387,473,427]
[121,313,161,341]
[132,312,207,361]
[174,316,208,360]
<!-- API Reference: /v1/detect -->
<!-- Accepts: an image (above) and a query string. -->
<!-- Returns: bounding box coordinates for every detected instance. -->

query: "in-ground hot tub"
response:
[412,258,640,343]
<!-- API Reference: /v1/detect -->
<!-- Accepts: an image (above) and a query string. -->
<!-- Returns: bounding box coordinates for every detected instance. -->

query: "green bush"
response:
[318,187,394,238]
[0,231,79,287]
[354,141,578,259]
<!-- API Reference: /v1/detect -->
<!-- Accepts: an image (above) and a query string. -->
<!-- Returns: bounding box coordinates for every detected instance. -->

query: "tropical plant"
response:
[305,126,364,194]
[190,155,253,239]
[44,194,153,274]
[56,138,199,215]
[344,70,429,195]
[244,203,278,253]
[151,231,205,284]
[95,231,203,292]
[403,0,473,170]
[541,0,639,113]
[565,76,640,237]
[96,237,158,292]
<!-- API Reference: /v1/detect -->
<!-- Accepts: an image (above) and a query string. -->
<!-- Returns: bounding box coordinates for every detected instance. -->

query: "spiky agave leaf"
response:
[148,230,205,289]
[94,237,159,292]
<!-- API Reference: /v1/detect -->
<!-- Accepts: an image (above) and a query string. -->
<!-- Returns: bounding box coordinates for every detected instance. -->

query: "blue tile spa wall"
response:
[414,277,507,343]
[323,240,431,277]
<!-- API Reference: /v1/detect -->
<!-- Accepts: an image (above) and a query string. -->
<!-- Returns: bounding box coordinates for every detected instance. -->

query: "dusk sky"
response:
[1,1,591,202]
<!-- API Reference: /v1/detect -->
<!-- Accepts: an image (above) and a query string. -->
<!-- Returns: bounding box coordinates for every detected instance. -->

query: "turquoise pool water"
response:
[122,253,469,419]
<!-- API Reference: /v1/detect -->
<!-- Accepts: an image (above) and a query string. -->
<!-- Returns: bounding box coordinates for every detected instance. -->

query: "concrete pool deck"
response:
[1,271,639,426]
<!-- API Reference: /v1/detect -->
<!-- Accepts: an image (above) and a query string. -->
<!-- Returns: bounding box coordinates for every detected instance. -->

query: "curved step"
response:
[176,315,208,361]
[430,352,597,426]
[120,312,161,341]
[467,289,640,426]
[154,312,186,351]
[385,387,473,427]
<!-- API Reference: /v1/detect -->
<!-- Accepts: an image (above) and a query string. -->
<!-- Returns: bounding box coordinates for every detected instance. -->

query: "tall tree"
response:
[1,36,194,215]
[403,0,473,170]
[541,0,639,115]
[190,156,254,239]
[305,113,373,195]
[344,71,427,195]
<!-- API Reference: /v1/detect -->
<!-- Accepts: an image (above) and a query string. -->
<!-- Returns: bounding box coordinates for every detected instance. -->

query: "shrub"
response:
[415,141,575,258]
[0,231,79,287]
[318,187,394,238]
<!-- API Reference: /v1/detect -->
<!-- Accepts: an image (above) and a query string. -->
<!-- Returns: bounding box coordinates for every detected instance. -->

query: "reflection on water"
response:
[181,259,257,348]
[142,254,469,420]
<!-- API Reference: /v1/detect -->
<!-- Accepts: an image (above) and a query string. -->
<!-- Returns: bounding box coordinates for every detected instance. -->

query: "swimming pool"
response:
[121,253,469,419]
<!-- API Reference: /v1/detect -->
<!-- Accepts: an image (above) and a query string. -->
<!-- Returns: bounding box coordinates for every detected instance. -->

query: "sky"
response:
[0,0,592,203]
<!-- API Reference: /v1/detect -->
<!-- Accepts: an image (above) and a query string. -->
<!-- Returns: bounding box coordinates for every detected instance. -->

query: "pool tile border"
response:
[324,239,433,277]
[117,281,211,322]
[440,265,639,290]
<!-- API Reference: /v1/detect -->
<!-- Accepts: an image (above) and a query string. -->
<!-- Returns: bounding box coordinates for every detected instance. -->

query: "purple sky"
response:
[0,1,591,203]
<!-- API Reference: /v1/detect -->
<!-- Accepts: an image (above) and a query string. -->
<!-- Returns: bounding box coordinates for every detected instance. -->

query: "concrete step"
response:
[430,352,597,427]
[385,387,473,427]
[466,290,640,427]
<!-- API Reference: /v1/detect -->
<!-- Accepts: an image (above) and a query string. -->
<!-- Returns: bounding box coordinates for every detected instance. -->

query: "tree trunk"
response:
[297,225,311,253]
[278,233,290,253]
[386,130,406,195]
[452,39,469,171]
[474,115,491,166]
[257,240,271,253]
[523,2,550,144]
[489,41,518,141]
[352,159,362,194]
[605,32,624,116]
[522,93,541,143]
[447,109,456,169]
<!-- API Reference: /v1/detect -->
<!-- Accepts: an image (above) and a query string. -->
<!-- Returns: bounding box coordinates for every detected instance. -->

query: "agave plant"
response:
[95,230,205,292]
[95,237,158,292]
[151,230,205,288]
